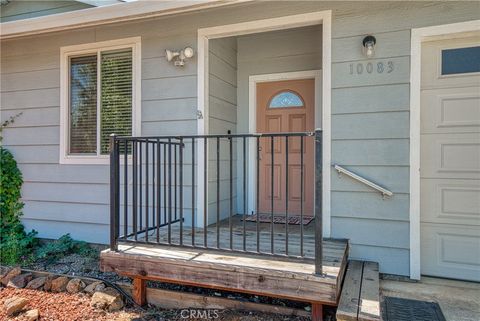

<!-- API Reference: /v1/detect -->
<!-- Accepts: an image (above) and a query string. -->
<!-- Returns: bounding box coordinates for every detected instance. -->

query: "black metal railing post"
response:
[314,129,323,275]
[109,134,120,251]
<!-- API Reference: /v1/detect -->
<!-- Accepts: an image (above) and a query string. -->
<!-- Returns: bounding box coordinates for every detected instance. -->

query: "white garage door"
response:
[420,33,480,281]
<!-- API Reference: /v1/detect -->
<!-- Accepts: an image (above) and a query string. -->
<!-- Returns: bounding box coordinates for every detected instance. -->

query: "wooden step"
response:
[336,260,380,321]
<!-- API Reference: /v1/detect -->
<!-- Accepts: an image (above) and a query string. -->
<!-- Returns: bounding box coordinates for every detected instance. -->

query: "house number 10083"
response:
[349,61,394,75]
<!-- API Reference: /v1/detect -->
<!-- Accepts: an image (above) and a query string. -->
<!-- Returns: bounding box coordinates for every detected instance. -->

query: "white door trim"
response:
[197,10,332,235]
[409,19,480,280]
[248,70,328,236]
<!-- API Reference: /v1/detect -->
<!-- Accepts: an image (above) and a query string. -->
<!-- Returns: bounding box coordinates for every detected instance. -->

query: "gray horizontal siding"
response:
[23,219,109,244]
[348,244,410,276]
[208,37,238,221]
[1,50,59,74]
[4,146,59,164]
[2,127,59,145]
[332,112,409,140]
[23,201,109,225]
[142,76,196,101]
[331,192,409,221]
[332,84,410,114]
[1,68,60,92]
[1,88,60,110]
[1,107,59,127]
[332,140,410,166]
[142,98,197,122]
[331,217,410,249]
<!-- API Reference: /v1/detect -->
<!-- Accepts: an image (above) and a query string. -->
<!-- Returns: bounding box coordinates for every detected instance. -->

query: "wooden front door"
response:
[256,79,315,215]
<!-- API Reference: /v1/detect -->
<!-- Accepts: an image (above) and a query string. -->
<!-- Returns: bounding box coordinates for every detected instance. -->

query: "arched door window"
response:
[268,91,304,108]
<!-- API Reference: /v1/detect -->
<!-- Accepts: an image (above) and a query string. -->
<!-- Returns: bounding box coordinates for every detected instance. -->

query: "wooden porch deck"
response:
[120,214,318,257]
[100,216,349,320]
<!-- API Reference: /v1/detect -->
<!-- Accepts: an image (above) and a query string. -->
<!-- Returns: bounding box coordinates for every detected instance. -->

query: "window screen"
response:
[100,49,133,154]
[442,46,480,75]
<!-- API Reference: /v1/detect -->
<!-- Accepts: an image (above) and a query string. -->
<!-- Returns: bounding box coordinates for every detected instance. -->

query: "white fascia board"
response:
[75,0,125,7]
[0,0,243,39]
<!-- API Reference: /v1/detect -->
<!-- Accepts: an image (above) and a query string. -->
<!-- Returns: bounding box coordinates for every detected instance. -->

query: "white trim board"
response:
[409,19,480,280]
[248,70,323,221]
[59,36,141,165]
[197,11,332,236]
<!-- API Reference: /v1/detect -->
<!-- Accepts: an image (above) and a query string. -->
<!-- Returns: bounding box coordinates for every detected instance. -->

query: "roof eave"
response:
[0,0,245,40]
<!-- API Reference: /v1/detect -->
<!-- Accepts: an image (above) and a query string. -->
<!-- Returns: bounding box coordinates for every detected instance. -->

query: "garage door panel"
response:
[421,35,480,90]
[421,223,480,281]
[420,179,480,226]
[421,87,480,134]
[421,33,480,281]
[421,134,480,179]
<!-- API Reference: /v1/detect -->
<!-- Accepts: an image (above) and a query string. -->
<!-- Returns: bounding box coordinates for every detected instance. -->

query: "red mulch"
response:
[0,287,142,321]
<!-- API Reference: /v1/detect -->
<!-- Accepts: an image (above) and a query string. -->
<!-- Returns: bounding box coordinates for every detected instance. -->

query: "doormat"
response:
[243,214,314,225]
[382,297,446,321]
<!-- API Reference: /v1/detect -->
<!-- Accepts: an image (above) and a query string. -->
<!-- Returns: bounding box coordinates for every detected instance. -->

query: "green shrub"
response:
[0,147,38,264]
[35,234,96,263]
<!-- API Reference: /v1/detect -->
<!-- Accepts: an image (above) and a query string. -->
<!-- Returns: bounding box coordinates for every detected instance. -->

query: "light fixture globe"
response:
[362,35,376,58]
[183,47,195,58]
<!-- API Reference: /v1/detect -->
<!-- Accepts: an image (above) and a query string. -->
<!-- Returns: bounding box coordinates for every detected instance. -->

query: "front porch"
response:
[100,131,350,320]
[101,236,348,320]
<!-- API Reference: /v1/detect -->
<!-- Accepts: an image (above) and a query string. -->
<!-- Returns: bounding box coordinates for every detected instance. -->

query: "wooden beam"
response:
[335,241,350,302]
[336,260,364,321]
[132,278,146,306]
[118,283,310,317]
[311,303,323,321]
[358,262,380,321]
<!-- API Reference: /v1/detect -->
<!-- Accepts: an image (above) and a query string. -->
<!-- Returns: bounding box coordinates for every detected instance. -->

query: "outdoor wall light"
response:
[166,47,195,67]
[362,35,376,58]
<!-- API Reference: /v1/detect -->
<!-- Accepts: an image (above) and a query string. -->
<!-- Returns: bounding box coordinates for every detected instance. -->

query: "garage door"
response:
[420,33,480,281]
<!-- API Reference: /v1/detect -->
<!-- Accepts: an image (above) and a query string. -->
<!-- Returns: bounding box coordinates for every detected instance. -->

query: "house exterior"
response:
[1,1,479,282]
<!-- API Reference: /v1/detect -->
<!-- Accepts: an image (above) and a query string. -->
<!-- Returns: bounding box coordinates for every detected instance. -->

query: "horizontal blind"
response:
[69,55,97,155]
[100,49,133,154]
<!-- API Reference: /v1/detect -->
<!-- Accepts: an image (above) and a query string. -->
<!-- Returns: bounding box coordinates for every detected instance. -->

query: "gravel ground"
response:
[0,287,143,321]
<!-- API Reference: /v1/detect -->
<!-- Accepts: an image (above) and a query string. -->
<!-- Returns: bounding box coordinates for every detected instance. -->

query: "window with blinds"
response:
[68,48,133,156]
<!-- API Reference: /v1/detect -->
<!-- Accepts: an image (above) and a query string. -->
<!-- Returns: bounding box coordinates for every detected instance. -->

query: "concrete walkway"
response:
[381,277,480,321]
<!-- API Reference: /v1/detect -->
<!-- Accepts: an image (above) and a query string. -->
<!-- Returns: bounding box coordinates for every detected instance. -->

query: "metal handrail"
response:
[334,164,393,198]
[110,130,324,274]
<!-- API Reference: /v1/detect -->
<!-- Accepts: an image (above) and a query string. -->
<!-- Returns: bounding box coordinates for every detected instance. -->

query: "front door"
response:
[420,33,480,281]
[256,79,315,215]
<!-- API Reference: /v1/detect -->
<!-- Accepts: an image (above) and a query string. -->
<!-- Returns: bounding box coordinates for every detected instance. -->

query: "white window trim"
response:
[60,37,141,165]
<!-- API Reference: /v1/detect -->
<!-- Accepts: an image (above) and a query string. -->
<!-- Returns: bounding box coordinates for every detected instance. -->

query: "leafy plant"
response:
[0,146,37,265]
[35,234,96,263]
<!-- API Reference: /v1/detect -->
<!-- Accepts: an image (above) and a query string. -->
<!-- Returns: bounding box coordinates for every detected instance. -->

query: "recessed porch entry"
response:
[102,12,335,320]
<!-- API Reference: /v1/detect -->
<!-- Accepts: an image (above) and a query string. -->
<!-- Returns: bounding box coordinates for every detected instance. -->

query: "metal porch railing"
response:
[109,130,323,274]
